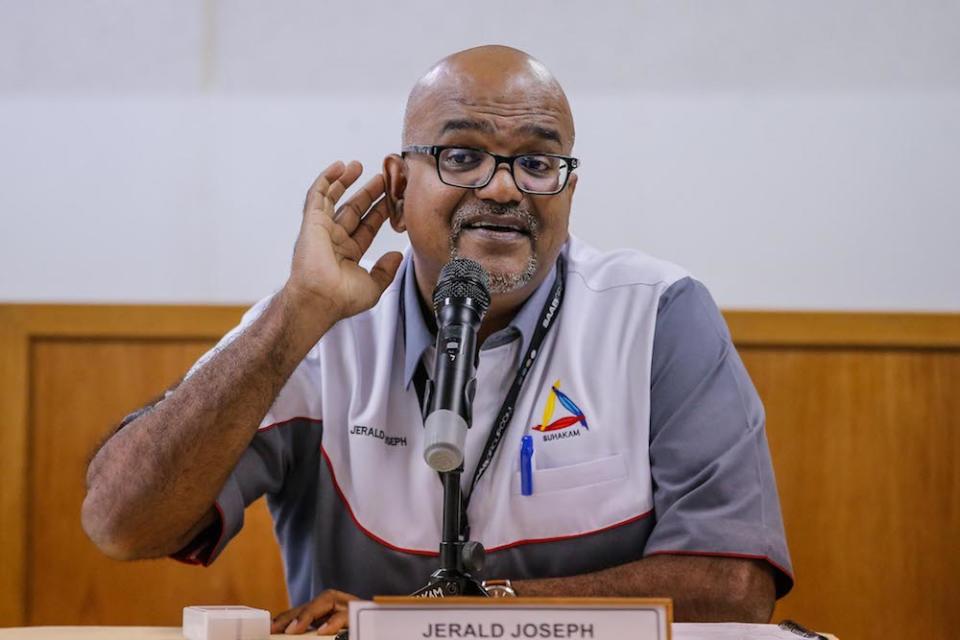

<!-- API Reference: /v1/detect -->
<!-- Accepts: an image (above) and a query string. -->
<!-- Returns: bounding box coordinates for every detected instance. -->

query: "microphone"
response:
[422,258,491,472]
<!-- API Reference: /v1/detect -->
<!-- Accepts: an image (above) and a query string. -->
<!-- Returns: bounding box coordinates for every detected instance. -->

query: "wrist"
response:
[269,286,338,356]
[280,278,344,319]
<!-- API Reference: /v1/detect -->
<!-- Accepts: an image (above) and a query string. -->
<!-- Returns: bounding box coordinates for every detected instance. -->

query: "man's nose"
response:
[474,164,523,204]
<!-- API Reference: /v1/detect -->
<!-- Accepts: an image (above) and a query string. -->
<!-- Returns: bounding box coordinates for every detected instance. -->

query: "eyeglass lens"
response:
[437,148,568,194]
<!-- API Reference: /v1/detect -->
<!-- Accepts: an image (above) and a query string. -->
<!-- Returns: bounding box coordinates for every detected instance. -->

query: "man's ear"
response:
[383,154,407,232]
[566,171,578,198]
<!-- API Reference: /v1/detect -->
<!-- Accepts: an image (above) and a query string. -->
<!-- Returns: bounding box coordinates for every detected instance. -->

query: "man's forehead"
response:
[419,96,570,146]
[403,47,575,149]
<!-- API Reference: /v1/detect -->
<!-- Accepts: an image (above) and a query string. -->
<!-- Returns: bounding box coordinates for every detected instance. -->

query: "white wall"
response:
[1,1,958,310]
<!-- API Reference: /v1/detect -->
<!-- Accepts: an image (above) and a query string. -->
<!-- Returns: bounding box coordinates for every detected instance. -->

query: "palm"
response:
[289,161,402,320]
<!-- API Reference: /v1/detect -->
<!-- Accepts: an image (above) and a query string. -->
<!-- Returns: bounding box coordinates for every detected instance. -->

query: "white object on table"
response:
[674,622,834,639]
[182,606,270,640]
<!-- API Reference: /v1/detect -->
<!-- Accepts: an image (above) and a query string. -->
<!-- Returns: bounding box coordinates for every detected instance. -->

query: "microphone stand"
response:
[337,426,488,640]
[411,259,491,598]
[411,469,489,597]
[338,473,485,637]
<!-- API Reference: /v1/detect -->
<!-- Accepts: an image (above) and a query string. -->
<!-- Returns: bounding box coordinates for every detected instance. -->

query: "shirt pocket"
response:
[511,452,628,495]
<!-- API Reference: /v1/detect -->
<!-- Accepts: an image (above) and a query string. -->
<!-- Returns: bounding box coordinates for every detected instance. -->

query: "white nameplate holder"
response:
[349,597,672,640]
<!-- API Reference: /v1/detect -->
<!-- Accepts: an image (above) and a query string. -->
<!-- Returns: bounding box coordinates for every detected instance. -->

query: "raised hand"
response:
[284,160,403,325]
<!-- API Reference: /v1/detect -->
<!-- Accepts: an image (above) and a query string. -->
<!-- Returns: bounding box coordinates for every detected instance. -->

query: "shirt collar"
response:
[401,254,560,389]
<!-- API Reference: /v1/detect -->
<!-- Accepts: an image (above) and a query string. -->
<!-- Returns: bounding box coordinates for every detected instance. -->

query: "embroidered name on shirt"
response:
[542,428,582,442]
[349,425,407,447]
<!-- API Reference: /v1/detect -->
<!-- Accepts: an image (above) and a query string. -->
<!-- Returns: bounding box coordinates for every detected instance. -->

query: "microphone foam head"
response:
[432,258,491,315]
[424,443,463,473]
[423,409,468,472]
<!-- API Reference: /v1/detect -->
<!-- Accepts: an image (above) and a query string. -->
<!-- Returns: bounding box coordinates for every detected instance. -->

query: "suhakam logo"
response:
[531,379,588,441]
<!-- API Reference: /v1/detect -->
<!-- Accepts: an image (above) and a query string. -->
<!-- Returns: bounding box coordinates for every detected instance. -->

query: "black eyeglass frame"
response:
[401,145,580,195]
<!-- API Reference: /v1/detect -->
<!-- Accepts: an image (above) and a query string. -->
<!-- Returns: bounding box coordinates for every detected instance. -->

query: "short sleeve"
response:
[173,428,291,565]
[644,277,794,597]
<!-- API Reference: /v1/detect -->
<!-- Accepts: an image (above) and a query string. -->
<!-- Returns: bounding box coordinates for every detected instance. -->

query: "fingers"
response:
[301,162,392,257]
[315,609,349,635]
[281,599,330,635]
[350,196,392,256]
[271,606,302,634]
[303,160,363,218]
[303,161,345,215]
[335,173,386,234]
[326,161,363,205]
[271,590,357,635]
[272,600,326,635]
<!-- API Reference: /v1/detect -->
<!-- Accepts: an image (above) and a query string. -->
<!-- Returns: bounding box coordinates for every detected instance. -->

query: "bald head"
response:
[402,45,575,151]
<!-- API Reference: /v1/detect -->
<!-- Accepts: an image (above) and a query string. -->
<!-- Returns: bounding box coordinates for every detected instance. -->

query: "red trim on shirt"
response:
[645,549,795,582]
[169,501,226,567]
[320,444,654,557]
[319,445,439,557]
[203,501,228,567]
[484,509,654,553]
[169,417,320,566]
[258,416,322,433]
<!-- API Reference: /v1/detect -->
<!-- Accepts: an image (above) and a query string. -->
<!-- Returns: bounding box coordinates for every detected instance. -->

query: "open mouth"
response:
[461,219,531,236]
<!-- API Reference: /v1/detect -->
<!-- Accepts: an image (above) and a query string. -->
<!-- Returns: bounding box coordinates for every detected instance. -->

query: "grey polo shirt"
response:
[175,236,793,603]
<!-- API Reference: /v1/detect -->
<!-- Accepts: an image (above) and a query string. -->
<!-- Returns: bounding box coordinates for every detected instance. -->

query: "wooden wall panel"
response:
[0,311,29,627]
[28,338,288,625]
[743,347,960,639]
[0,305,286,628]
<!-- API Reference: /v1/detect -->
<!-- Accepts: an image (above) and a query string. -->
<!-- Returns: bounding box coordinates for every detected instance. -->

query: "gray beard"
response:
[478,253,538,294]
[449,202,540,294]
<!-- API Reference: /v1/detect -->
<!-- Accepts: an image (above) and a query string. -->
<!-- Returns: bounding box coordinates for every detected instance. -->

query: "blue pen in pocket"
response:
[520,435,534,496]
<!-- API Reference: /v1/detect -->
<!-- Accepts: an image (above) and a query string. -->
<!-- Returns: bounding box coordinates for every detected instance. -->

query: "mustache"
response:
[449,201,540,238]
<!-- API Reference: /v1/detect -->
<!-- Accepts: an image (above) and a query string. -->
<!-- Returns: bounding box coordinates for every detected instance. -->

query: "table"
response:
[0,626,837,639]
[0,629,332,640]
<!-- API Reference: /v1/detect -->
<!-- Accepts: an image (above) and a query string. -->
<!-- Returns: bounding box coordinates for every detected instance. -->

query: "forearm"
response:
[82,287,333,559]
[514,555,775,623]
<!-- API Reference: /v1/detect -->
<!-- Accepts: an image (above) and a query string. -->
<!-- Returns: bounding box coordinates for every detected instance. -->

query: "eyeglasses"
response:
[401,145,579,196]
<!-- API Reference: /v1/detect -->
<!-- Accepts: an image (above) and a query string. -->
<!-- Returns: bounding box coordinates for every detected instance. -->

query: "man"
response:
[82,46,792,635]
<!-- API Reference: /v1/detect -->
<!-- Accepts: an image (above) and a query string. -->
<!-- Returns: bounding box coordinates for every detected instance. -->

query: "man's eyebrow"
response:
[518,124,562,145]
[440,119,495,135]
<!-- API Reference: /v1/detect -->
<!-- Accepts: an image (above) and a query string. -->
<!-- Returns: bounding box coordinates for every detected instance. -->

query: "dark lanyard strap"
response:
[413,255,566,534]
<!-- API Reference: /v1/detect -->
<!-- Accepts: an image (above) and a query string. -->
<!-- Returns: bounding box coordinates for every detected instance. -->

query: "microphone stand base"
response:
[412,568,490,598]
[335,573,489,640]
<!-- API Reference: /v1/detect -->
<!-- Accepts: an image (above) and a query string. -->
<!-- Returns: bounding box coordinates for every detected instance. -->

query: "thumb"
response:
[368,251,404,293]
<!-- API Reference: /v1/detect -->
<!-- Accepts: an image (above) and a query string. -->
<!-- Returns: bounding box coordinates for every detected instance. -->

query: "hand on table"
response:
[271,589,358,635]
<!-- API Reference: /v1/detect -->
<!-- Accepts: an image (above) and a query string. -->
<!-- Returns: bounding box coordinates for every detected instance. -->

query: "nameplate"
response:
[348,597,672,640]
